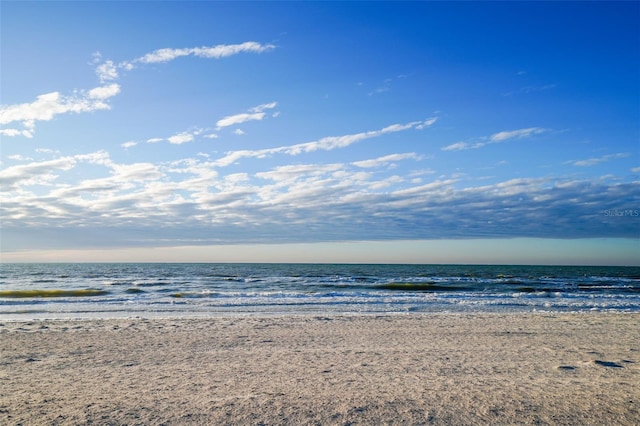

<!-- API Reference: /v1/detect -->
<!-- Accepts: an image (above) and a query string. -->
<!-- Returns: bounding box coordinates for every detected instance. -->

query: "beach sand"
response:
[1,313,639,425]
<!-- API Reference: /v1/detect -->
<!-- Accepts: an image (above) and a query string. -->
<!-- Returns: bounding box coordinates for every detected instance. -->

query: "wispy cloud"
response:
[441,127,548,151]
[92,42,275,80]
[442,141,475,151]
[250,102,278,112]
[0,84,121,138]
[490,127,547,142]
[502,84,557,97]
[7,154,33,161]
[142,129,205,145]
[213,119,434,167]
[352,153,421,168]
[570,153,630,167]
[1,42,275,139]
[216,102,278,129]
[366,74,409,96]
[416,117,438,130]
[217,114,264,129]
[0,128,33,138]
[131,41,275,65]
[368,85,391,96]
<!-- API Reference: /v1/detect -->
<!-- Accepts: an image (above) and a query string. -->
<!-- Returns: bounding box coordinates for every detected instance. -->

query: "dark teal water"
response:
[1,263,639,319]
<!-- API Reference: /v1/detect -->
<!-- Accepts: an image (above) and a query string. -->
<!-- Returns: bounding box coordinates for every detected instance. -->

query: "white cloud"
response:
[110,162,162,181]
[0,151,164,210]
[95,60,119,82]
[416,117,438,130]
[35,148,59,155]
[408,169,436,181]
[0,128,33,138]
[121,141,138,149]
[88,83,121,100]
[369,175,404,190]
[489,127,547,142]
[145,128,203,145]
[366,75,411,97]
[233,129,246,136]
[0,157,77,189]
[2,41,275,140]
[7,154,33,161]
[213,119,428,167]
[0,151,112,191]
[250,102,278,113]
[571,153,630,167]
[390,179,458,197]
[352,153,420,168]
[73,150,112,166]
[168,132,195,144]
[131,41,275,65]
[632,166,640,173]
[216,102,278,129]
[442,142,471,151]
[256,163,344,183]
[2,146,638,248]
[442,127,548,151]
[378,122,421,134]
[0,84,120,137]
[217,113,265,129]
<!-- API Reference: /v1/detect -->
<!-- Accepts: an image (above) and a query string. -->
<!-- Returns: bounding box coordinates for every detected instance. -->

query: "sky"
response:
[1,1,639,265]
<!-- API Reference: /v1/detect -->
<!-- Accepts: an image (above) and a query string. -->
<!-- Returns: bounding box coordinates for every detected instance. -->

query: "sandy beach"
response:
[1,313,639,425]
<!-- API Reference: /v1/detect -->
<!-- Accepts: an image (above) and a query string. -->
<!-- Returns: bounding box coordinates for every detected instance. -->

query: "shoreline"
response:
[2,308,639,323]
[2,312,639,425]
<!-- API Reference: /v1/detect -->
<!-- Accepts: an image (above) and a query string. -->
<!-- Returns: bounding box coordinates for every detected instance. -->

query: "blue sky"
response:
[1,1,638,264]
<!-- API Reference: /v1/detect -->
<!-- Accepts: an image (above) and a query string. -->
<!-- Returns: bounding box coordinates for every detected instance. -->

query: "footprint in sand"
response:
[593,360,624,368]
[556,365,577,371]
[559,359,633,370]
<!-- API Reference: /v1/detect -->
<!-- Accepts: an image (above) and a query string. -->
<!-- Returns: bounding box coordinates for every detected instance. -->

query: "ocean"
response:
[1,263,639,320]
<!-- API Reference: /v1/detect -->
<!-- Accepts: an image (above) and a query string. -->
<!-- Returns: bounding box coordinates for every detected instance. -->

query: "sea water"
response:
[1,263,639,319]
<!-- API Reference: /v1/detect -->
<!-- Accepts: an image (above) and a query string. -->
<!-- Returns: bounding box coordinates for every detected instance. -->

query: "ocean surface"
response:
[1,263,639,319]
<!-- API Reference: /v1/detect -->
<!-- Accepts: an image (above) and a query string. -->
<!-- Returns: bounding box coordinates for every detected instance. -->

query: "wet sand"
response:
[1,313,639,425]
